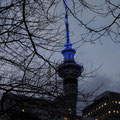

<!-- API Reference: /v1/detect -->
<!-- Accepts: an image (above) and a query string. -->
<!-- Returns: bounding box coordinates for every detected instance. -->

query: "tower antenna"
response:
[64,0,70,44]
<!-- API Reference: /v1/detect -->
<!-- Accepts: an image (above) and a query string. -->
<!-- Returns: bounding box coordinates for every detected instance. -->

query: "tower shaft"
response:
[63,78,78,118]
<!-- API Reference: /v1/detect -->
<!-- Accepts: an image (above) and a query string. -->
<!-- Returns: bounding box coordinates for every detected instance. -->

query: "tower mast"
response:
[65,0,69,44]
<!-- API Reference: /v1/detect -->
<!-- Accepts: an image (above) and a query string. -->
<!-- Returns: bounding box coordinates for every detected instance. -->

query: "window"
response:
[64,117,68,120]
[22,109,25,112]
[116,111,119,113]
[108,111,111,114]
[104,103,107,106]
[113,110,115,113]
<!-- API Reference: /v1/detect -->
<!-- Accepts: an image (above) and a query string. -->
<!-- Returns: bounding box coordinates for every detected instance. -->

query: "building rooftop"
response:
[83,91,120,113]
[95,91,120,101]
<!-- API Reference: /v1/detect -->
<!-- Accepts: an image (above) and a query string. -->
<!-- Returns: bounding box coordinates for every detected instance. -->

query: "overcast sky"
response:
[57,0,120,96]
[70,1,120,96]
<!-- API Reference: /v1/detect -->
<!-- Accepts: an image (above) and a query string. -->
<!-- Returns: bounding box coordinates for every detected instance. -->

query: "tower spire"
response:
[58,0,83,79]
[65,0,69,44]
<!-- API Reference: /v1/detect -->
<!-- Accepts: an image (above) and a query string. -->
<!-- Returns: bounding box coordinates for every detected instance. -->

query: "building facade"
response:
[0,93,65,120]
[0,92,82,120]
[83,91,120,120]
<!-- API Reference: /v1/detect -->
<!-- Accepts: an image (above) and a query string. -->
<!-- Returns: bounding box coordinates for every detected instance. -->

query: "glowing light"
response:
[104,103,107,106]
[64,117,68,120]
[69,112,72,114]
[108,111,111,114]
[22,109,25,112]
[64,0,70,44]
[116,111,119,113]
[65,0,67,5]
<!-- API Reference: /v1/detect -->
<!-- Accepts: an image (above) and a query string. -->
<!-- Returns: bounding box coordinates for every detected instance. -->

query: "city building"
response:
[82,118,94,120]
[82,91,120,120]
[0,92,64,120]
[0,92,82,120]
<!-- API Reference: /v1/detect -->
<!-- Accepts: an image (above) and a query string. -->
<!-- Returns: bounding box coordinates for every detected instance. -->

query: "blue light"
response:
[62,0,76,62]
[65,0,67,5]
[65,17,68,23]
[64,0,70,44]
[62,43,76,62]
[65,0,67,11]
[58,0,84,79]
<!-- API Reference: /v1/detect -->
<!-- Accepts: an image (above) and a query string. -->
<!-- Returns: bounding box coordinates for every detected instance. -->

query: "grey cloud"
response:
[81,74,120,96]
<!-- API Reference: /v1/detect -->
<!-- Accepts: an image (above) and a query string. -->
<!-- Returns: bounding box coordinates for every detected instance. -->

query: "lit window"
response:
[99,106,101,109]
[101,105,104,107]
[115,101,117,104]
[116,111,119,113]
[64,117,68,120]
[118,101,120,104]
[108,111,111,114]
[69,112,72,114]
[113,110,116,113]
[22,109,25,112]
[104,103,107,106]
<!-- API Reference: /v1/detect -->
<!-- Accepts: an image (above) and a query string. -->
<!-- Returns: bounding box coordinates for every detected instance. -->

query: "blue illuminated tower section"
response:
[58,0,84,119]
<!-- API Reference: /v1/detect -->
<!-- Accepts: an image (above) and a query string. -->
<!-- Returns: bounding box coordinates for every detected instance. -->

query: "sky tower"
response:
[58,0,84,119]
